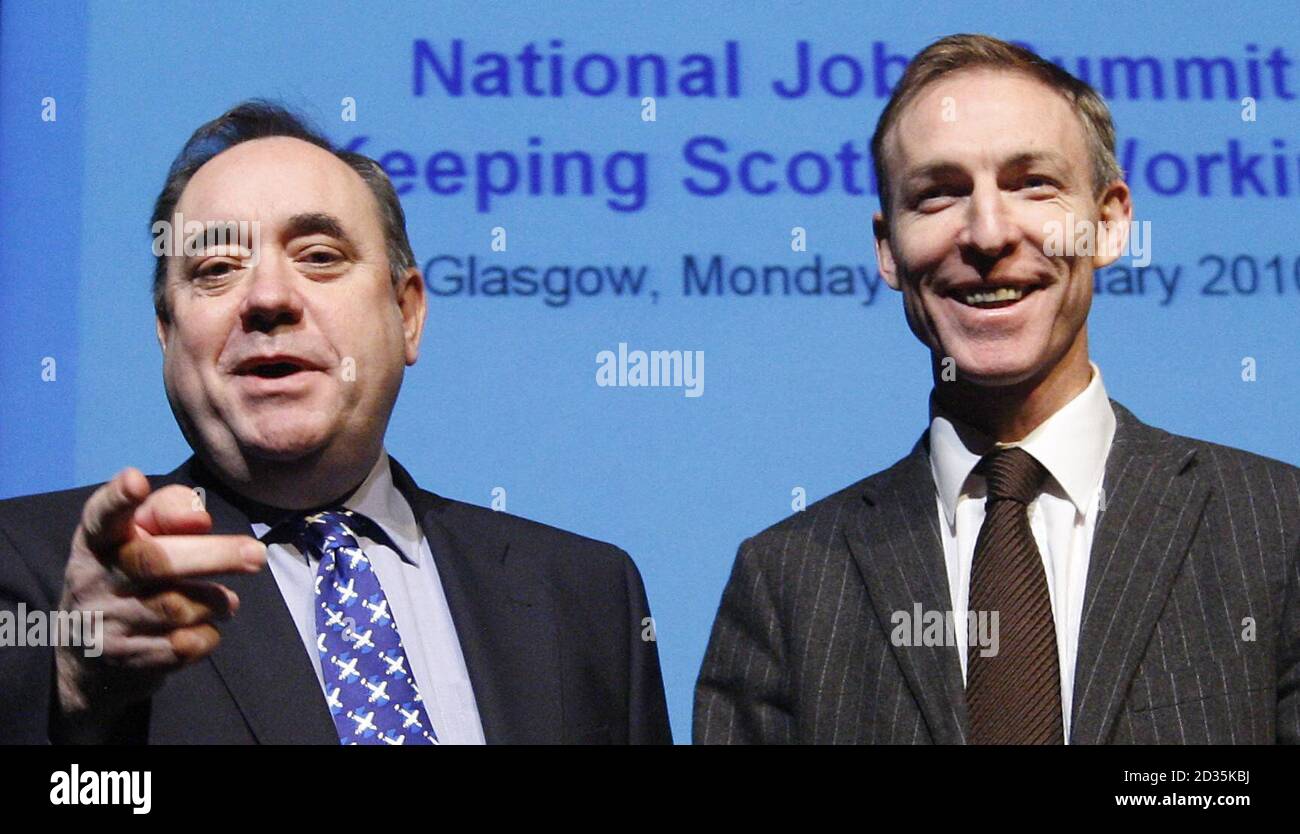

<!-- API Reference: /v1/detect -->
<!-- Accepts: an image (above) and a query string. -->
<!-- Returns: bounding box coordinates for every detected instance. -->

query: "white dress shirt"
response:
[251,449,486,744]
[928,362,1116,742]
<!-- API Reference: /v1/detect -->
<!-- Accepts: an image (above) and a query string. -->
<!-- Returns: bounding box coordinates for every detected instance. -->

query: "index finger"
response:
[81,467,151,557]
[117,533,267,583]
[133,484,214,537]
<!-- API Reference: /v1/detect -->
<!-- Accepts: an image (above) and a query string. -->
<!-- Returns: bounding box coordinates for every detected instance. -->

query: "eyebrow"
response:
[900,151,1075,188]
[901,162,966,185]
[1001,150,1073,172]
[179,212,355,253]
[180,219,255,252]
[282,212,355,247]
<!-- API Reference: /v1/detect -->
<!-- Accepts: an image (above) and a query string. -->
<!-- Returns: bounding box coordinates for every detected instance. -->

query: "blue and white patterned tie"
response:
[292,509,439,745]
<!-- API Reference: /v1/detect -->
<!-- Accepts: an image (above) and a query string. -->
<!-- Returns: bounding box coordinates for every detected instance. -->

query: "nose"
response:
[956,179,1021,263]
[240,252,303,333]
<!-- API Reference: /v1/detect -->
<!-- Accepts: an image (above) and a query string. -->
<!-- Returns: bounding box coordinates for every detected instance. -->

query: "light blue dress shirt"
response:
[251,450,485,744]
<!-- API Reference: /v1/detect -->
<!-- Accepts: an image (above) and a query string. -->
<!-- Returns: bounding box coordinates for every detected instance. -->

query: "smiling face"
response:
[874,69,1130,390]
[156,137,426,499]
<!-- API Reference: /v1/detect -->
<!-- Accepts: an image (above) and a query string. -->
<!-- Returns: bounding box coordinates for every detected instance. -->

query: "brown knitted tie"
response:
[965,447,1064,745]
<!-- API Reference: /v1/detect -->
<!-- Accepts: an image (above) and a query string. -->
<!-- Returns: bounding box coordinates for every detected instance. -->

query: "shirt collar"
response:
[250,449,423,566]
[928,362,1116,527]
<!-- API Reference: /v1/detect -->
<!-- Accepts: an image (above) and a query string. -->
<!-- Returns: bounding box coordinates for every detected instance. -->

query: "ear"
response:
[1092,179,1133,269]
[155,314,168,352]
[873,211,901,290]
[396,268,427,366]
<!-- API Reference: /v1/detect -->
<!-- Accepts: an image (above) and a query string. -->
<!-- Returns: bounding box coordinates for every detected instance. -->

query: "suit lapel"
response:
[845,440,968,744]
[1069,402,1209,744]
[153,459,338,744]
[388,458,564,744]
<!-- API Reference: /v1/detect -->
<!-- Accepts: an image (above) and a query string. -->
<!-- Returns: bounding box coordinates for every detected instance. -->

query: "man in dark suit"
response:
[695,34,1299,744]
[0,101,670,745]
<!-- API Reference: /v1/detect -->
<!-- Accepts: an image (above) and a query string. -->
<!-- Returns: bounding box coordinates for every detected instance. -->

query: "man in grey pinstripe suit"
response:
[695,34,1299,744]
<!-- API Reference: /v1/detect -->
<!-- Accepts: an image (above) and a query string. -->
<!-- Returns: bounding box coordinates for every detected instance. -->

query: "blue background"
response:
[1,1,1297,742]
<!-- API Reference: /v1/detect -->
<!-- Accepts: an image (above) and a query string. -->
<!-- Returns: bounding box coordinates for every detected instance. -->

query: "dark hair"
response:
[870,34,1123,218]
[150,99,416,321]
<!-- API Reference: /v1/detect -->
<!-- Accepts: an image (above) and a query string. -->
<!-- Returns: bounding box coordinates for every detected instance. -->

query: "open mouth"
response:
[234,355,319,380]
[248,362,303,379]
[949,284,1040,309]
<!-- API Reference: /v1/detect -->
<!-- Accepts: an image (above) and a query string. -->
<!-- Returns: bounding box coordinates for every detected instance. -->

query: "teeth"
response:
[962,286,1026,306]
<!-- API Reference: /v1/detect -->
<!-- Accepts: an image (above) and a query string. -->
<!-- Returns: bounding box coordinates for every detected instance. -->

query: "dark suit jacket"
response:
[0,455,671,744]
[695,401,1300,744]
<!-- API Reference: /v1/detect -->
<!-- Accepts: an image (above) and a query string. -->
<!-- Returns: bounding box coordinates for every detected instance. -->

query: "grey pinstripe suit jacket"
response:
[694,401,1300,744]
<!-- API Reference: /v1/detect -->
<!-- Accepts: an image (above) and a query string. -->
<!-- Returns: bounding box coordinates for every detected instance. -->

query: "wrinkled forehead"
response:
[174,136,381,234]
[882,68,1091,180]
